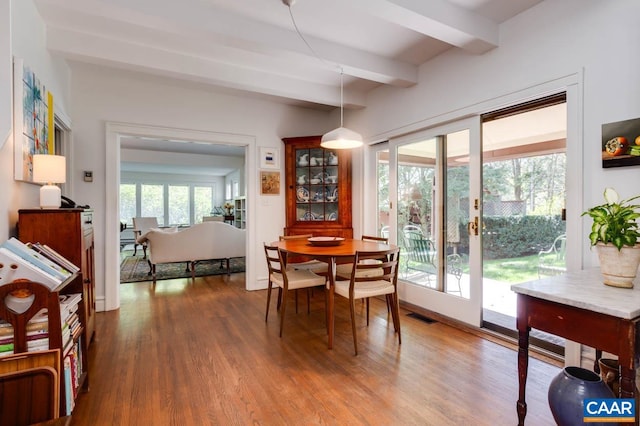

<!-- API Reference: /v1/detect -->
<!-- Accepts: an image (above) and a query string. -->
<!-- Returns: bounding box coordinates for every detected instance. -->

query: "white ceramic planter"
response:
[595,243,640,288]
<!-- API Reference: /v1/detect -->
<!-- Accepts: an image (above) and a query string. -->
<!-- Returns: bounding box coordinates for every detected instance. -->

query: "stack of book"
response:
[0,307,49,357]
[0,292,82,359]
[59,293,83,415]
[0,237,79,289]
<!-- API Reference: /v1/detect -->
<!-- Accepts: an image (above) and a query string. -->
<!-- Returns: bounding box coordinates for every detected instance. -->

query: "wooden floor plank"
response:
[70,273,558,425]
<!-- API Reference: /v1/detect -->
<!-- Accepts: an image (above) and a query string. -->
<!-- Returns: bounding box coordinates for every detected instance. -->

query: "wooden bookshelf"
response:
[0,275,88,417]
[18,209,96,344]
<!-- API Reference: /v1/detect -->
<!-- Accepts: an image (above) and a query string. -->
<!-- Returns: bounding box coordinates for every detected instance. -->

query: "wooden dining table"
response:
[272,237,395,349]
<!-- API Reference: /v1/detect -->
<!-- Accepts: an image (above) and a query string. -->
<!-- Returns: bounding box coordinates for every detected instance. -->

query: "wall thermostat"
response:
[84,171,93,182]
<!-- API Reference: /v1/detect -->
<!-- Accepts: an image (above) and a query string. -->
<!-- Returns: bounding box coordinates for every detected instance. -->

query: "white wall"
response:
[0,0,71,240]
[349,0,640,270]
[69,62,330,310]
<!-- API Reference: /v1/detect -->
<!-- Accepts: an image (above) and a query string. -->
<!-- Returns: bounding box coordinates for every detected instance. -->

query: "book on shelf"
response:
[0,248,61,289]
[28,242,80,274]
[1,238,73,282]
[59,293,82,318]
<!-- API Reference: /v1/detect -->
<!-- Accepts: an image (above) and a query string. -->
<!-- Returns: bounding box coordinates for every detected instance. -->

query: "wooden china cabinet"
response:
[283,135,353,238]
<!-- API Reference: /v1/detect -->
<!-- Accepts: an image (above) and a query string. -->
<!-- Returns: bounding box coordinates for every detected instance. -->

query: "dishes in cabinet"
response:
[307,236,345,246]
[298,153,309,166]
[330,187,338,200]
[296,186,310,202]
[327,212,338,221]
[328,152,338,165]
[300,211,317,221]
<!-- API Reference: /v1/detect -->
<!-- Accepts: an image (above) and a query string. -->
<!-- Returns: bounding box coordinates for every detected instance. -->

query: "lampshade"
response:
[320,69,363,149]
[320,127,363,149]
[33,154,66,209]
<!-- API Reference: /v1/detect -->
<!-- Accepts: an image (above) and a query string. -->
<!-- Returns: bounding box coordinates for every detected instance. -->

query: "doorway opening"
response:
[104,123,254,311]
[480,93,567,355]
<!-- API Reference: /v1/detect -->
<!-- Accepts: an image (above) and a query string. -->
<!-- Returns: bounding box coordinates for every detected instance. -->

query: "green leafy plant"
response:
[582,188,640,250]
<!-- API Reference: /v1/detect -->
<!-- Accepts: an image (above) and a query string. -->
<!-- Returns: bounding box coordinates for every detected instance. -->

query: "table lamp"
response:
[32,154,66,208]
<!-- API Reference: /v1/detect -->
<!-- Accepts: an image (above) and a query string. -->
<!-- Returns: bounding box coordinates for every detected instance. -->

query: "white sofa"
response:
[138,222,246,279]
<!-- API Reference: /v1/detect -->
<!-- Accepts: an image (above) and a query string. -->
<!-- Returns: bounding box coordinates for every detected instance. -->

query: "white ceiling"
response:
[35,0,544,110]
[35,0,545,174]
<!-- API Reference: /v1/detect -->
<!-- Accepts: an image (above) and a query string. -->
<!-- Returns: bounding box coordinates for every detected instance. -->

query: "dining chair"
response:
[263,243,327,337]
[132,216,159,259]
[278,234,328,274]
[335,234,388,279]
[279,234,328,310]
[335,235,391,313]
[334,247,401,355]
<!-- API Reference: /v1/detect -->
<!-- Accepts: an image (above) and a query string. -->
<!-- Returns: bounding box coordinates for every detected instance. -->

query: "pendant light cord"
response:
[285,5,337,72]
[340,70,344,127]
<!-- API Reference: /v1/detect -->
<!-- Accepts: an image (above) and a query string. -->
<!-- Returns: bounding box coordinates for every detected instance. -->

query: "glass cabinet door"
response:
[294,147,340,222]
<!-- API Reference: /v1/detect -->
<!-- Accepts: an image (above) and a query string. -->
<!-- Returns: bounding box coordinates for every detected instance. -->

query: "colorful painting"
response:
[601,117,640,168]
[13,58,55,182]
[260,171,280,195]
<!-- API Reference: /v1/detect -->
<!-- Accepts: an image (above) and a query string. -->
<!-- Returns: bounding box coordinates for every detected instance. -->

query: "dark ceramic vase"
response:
[548,366,615,426]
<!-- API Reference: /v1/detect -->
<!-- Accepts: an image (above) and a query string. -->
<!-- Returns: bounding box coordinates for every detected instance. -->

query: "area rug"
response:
[120,253,245,283]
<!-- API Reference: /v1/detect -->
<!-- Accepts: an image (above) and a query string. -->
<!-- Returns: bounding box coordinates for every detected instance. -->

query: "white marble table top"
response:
[511,268,640,319]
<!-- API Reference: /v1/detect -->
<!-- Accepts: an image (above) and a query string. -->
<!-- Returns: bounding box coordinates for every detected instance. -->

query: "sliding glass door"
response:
[387,117,482,326]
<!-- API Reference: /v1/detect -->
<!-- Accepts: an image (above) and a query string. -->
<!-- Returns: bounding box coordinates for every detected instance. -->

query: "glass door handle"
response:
[468,217,479,236]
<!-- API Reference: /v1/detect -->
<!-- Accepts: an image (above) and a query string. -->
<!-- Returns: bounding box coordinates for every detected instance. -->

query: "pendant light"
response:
[283,0,363,149]
[320,70,363,149]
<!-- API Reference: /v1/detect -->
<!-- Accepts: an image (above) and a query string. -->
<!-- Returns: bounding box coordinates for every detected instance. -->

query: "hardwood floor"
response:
[71,273,559,425]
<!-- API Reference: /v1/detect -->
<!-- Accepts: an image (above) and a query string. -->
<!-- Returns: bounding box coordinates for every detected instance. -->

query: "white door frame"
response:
[390,117,483,326]
[104,122,255,311]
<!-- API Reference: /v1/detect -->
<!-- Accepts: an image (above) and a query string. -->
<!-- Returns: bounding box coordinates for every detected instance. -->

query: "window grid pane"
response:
[119,184,136,226]
[141,184,164,225]
[194,186,213,223]
[168,185,189,226]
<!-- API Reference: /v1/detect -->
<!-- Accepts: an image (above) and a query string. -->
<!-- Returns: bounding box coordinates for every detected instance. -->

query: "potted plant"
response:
[582,187,640,287]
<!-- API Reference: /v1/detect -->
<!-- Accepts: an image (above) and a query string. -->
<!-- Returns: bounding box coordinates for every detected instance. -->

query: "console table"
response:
[511,269,640,425]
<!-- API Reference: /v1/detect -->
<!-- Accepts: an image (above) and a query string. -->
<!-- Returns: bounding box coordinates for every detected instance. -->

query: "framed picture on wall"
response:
[601,117,640,168]
[259,147,279,169]
[260,171,280,195]
[13,57,56,182]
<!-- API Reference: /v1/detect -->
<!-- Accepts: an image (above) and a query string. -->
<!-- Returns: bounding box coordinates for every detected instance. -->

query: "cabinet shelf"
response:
[234,197,246,229]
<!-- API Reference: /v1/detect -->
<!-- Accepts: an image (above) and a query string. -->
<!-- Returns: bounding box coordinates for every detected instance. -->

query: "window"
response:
[194,186,213,224]
[119,184,137,226]
[168,185,189,226]
[141,184,164,225]
[120,182,216,227]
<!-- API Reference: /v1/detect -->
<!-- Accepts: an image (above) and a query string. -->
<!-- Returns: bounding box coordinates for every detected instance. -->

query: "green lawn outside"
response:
[461,253,563,284]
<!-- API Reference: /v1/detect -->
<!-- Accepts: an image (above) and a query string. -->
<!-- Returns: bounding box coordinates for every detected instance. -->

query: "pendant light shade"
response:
[321,126,363,149]
[320,70,363,149]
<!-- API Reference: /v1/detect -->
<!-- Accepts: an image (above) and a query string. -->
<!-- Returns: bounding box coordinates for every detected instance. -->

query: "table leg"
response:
[517,295,529,426]
[327,257,336,350]
[618,323,638,425]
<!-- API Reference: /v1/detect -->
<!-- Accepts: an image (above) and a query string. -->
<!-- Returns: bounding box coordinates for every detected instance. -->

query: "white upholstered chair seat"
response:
[335,235,388,280]
[334,278,394,299]
[270,269,326,290]
[289,259,328,274]
[336,260,383,279]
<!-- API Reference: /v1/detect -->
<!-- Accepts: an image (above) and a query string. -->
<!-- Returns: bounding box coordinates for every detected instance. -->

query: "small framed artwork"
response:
[259,147,279,169]
[601,117,640,168]
[260,171,280,195]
